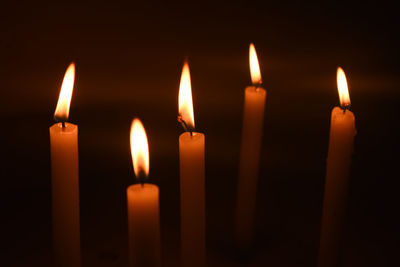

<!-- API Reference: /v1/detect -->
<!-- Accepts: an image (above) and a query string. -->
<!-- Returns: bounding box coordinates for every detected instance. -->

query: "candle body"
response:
[318,107,356,267]
[49,122,80,267]
[235,86,266,248]
[127,184,161,267]
[179,132,206,267]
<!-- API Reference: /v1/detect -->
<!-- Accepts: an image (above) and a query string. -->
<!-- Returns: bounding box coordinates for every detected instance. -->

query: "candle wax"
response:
[179,131,206,267]
[127,183,161,267]
[318,106,356,267]
[235,85,266,248]
[49,122,80,267]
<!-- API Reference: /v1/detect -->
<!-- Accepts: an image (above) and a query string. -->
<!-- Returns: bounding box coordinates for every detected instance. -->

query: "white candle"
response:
[235,43,267,249]
[128,119,161,267]
[178,62,206,267]
[49,63,81,267]
[318,67,357,267]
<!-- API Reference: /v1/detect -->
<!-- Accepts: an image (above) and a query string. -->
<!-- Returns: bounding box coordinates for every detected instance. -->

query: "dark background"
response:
[1,1,399,266]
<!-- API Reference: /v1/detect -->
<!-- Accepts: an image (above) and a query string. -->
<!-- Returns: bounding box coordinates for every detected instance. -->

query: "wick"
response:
[177,115,193,136]
[61,121,66,128]
[137,170,146,186]
[340,105,351,113]
[253,82,262,91]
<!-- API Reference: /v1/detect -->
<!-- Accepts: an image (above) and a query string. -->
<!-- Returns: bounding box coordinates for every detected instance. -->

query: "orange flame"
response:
[54,63,75,121]
[130,118,149,178]
[337,67,351,108]
[249,43,262,85]
[178,62,195,129]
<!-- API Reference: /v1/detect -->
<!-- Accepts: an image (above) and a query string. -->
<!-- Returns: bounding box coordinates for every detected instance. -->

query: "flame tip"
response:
[54,63,76,121]
[178,62,195,129]
[130,118,150,179]
[336,67,351,108]
[249,43,262,85]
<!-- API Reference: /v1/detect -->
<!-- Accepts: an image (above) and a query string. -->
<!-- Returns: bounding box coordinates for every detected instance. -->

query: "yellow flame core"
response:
[249,43,262,85]
[178,62,195,129]
[130,119,149,178]
[54,63,75,121]
[337,67,351,108]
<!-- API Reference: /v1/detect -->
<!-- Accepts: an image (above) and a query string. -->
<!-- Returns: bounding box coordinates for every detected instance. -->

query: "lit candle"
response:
[178,62,206,267]
[318,67,357,267]
[234,43,267,249]
[127,119,161,267]
[49,63,80,267]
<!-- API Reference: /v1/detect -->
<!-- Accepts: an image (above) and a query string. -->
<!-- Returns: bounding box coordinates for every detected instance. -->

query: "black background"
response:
[1,1,399,266]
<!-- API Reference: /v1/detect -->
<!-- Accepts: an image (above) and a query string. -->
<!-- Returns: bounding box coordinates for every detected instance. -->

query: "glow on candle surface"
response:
[235,43,267,248]
[49,62,80,267]
[318,67,357,267]
[178,62,206,267]
[127,119,161,267]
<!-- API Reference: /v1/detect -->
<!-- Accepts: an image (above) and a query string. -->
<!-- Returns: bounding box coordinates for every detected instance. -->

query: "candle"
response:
[49,63,81,267]
[234,43,267,249]
[318,67,357,267]
[178,62,206,267]
[127,119,161,267]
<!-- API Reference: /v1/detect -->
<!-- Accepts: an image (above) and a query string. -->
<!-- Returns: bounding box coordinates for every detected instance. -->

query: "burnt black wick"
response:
[177,115,193,136]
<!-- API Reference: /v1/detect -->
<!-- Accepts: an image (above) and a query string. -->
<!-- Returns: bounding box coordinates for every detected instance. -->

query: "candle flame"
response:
[54,63,75,121]
[336,67,351,108]
[249,43,262,85]
[178,61,195,129]
[130,118,149,179]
